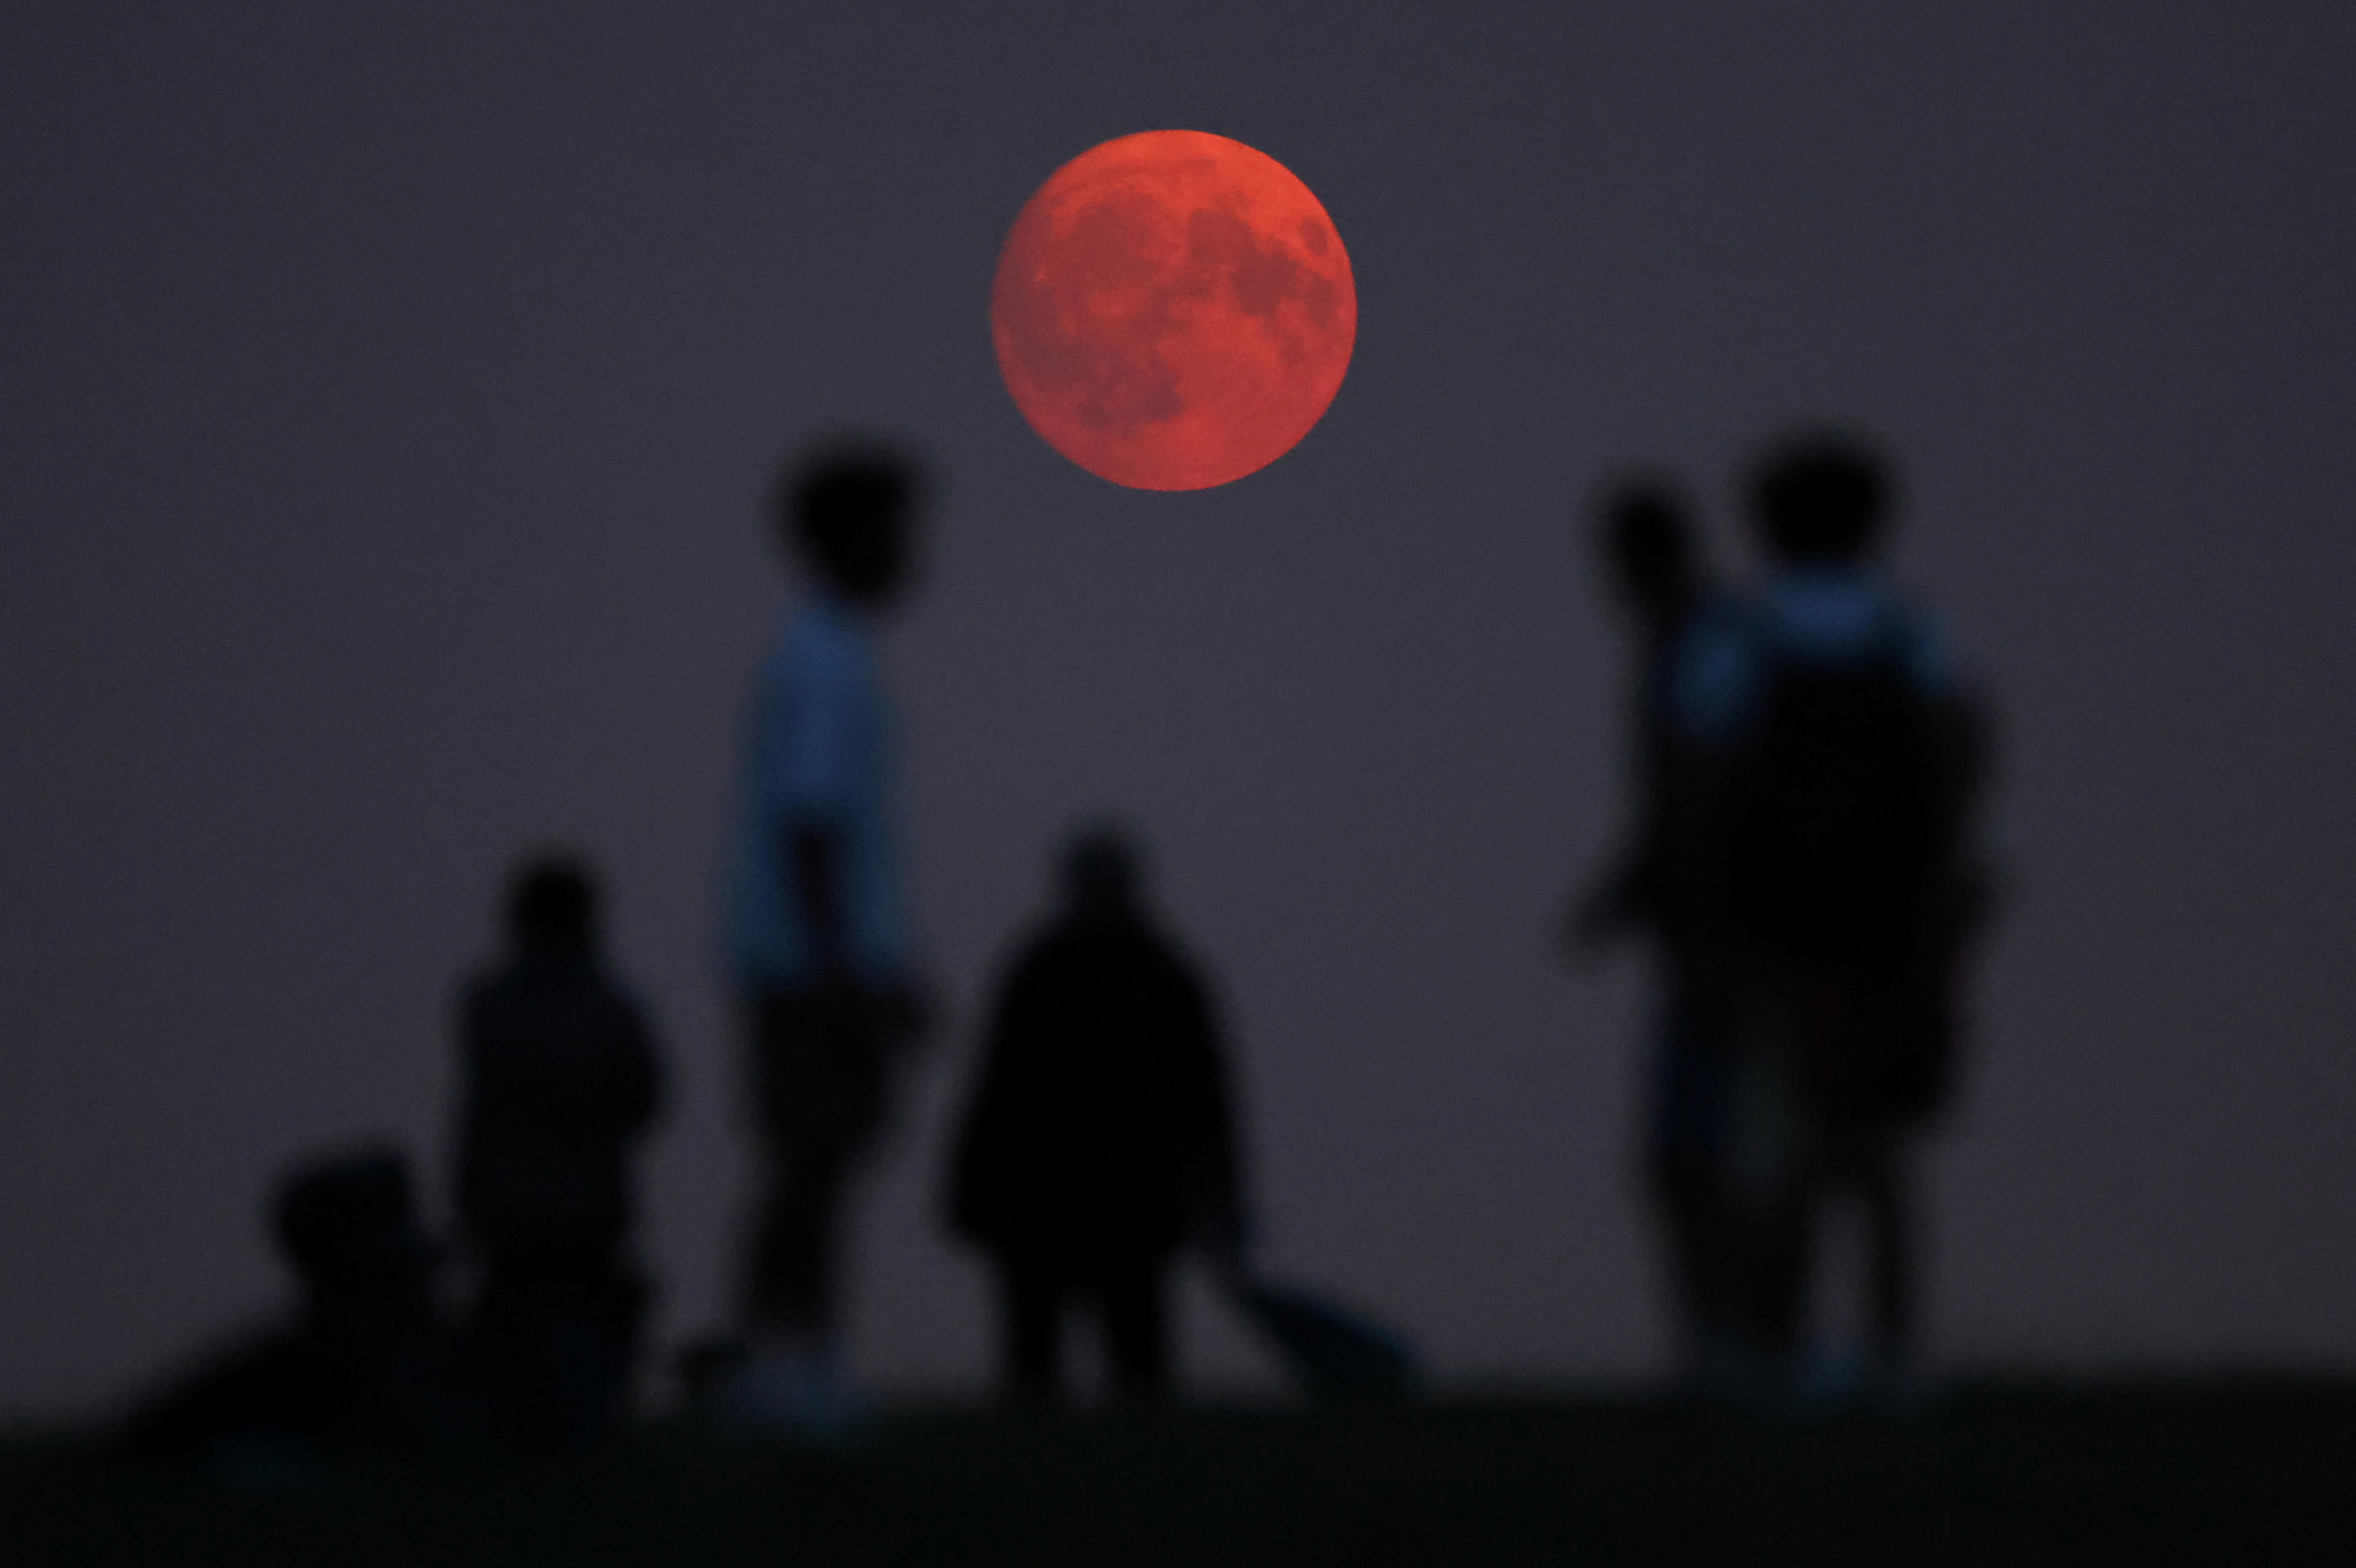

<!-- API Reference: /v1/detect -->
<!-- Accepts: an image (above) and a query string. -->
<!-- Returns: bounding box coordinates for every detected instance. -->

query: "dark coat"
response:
[947,907,1241,1260]
[455,948,663,1261]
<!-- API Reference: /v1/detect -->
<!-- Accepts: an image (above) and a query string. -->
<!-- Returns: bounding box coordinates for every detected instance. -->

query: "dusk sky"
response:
[4,2,2353,1418]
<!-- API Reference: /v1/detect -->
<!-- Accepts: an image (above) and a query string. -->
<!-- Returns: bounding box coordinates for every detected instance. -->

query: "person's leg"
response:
[1095,1251,1172,1403]
[461,1247,595,1451]
[531,1249,645,1448]
[573,1251,649,1435]
[747,1136,854,1342]
[997,1252,1066,1403]
[1722,1028,1817,1391]
[1652,1156,1714,1354]
[1856,1130,1917,1360]
[1749,1179,1816,1366]
[741,994,798,1337]
[742,992,888,1346]
[1648,977,1739,1377]
[723,995,895,1431]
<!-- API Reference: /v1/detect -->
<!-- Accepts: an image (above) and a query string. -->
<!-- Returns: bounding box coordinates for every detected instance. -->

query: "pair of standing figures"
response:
[1573,429,1995,1409]
[717,446,1244,1423]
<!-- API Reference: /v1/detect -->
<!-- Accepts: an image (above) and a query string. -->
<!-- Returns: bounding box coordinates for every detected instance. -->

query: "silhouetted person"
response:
[1564,476,1747,1390]
[1664,429,1992,1410]
[128,1147,452,1467]
[452,853,663,1451]
[718,440,930,1431]
[947,825,1244,1404]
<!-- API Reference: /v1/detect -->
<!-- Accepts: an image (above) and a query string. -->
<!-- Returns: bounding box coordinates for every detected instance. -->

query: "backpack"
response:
[1725,617,1948,952]
[1726,613,1976,1123]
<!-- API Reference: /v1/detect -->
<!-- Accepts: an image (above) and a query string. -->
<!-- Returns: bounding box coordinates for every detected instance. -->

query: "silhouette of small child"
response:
[452,853,663,1450]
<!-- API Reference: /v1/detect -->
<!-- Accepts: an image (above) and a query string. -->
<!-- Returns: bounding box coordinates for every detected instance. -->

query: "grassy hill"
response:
[5,1378,2351,1566]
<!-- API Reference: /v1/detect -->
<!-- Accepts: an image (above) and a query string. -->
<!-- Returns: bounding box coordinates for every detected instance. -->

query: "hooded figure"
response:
[946,825,1243,1401]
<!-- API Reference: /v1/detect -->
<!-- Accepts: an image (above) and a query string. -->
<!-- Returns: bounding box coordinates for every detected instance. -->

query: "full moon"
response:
[991,130,1357,491]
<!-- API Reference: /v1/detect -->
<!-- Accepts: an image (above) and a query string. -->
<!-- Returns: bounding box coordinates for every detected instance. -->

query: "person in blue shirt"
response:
[717,441,930,1431]
[1663,429,1993,1412]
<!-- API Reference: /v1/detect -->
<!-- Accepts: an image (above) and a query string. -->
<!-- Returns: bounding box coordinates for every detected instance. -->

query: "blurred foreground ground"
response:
[4,1378,2350,1566]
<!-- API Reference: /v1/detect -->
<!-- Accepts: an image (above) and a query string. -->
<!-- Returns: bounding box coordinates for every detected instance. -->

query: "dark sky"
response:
[4,2,2353,1417]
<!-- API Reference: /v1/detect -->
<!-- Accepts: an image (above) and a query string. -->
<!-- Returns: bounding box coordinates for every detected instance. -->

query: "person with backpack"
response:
[1661,429,1993,1412]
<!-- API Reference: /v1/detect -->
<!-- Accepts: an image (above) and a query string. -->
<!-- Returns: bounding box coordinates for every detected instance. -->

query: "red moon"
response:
[991,130,1357,491]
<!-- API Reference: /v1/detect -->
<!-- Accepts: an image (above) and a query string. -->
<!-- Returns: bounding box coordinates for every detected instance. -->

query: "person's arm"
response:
[1652,612,1760,991]
[1562,841,1652,961]
[1565,675,1670,962]
[765,618,862,992]
[783,814,933,1054]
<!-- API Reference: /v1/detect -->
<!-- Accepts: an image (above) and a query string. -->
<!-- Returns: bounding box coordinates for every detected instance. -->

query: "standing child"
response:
[453,853,664,1450]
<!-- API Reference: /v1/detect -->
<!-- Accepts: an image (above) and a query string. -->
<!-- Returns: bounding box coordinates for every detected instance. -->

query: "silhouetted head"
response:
[776,439,925,609]
[1059,821,1144,918]
[1747,428,1895,564]
[506,851,598,954]
[1591,475,1700,630]
[272,1146,430,1295]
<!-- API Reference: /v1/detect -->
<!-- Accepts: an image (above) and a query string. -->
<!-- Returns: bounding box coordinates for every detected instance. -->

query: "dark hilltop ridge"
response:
[7,1377,2354,1566]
